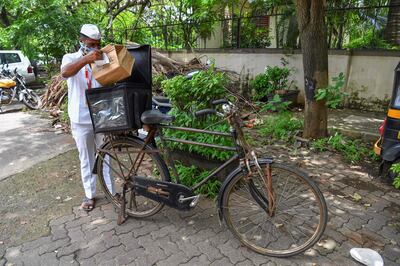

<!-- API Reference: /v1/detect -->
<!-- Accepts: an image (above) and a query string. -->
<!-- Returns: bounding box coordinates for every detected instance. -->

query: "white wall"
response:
[160,49,400,103]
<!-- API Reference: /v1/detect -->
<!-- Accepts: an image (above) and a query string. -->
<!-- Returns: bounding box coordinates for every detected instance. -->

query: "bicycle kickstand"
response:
[117,183,127,225]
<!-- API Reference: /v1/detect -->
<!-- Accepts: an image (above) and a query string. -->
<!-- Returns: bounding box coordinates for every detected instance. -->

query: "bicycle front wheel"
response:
[221,162,327,257]
[97,137,170,218]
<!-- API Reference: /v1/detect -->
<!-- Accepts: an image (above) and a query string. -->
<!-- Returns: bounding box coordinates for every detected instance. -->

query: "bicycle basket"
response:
[86,82,151,133]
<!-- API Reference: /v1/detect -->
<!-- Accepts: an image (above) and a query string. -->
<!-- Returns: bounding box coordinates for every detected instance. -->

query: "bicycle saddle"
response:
[141,109,175,124]
[153,95,170,104]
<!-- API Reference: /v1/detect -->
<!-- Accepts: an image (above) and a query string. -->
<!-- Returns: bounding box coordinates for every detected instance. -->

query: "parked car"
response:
[0,50,36,84]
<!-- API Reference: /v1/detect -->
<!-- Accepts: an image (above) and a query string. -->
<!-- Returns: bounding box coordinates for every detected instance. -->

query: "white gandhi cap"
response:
[80,24,101,40]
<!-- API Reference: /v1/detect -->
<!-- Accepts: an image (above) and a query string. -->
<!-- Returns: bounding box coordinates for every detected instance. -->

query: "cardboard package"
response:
[91,44,135,86]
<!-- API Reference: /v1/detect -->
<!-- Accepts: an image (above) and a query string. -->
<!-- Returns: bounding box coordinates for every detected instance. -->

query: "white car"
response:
[0,50,36,84]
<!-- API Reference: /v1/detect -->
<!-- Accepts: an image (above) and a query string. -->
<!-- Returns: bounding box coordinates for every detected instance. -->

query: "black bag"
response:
[86,45,152,133]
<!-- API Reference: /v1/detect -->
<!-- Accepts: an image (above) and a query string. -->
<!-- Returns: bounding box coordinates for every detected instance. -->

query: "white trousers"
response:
[71,123,114,199]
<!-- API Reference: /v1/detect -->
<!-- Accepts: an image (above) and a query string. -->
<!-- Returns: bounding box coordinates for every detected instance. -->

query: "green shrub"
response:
[153,73,167,93]
[259,112,303,141]
[311,132,378,163]
[162,67,228,111]
[164,108,234,161]
[251,61,293,101]
[315,73,347,108]
[390,163,400,189]
[175,163,221,198]
[259,94,290,113]
[161,68,234,161]
[345,30,394,50]
[60,98,69,124]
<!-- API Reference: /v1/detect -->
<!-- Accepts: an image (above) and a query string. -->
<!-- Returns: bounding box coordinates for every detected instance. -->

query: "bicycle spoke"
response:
[222,163,327,256]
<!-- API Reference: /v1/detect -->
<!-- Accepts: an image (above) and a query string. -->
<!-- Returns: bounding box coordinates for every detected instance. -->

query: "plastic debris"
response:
[350,248,384,266]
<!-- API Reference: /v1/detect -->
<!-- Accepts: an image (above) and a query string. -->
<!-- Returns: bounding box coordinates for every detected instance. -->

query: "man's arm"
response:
[61,50,102,78]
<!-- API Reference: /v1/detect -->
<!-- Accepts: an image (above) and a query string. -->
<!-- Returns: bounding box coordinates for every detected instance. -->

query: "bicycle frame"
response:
[154,124,243,190]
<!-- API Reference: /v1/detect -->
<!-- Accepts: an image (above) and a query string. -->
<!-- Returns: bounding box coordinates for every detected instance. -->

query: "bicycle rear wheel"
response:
[221,162,327,257]
[97,137,170,218]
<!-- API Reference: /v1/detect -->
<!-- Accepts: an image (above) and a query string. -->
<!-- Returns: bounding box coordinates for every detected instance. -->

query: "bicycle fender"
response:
[92,135,144,175]
[92,141,110,175]
[216,158,273,222]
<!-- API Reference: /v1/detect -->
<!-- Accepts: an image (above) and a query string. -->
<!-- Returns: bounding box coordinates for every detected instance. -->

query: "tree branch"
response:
[0,6,11,27]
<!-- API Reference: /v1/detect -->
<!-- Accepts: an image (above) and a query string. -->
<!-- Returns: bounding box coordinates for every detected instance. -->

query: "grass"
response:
[311,132,380,163]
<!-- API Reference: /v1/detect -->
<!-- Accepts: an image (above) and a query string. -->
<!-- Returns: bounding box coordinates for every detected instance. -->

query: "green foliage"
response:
[239,21,271,48]
[259,112,303,141]
[162,67,228,111]
[161,68,233,161]
[311,132,378,163]
[390,163,400,189]
[251,61,293,101]
[260,94,290,112]
[345,29,393,50]
[175,163,221,198]
[59,97,69,124]
[153,73,167,92]
[315,73,347,108]
[0,0,96,62]
[164,108,233,161]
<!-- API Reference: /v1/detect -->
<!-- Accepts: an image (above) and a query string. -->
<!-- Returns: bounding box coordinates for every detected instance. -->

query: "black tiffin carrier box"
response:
[86,45,152,134]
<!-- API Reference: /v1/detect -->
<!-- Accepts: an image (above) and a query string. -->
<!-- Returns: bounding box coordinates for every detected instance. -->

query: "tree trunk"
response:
[336,22,344,49]
[385,0,400,45]
[236,17,241,48]
[295,0,328,139]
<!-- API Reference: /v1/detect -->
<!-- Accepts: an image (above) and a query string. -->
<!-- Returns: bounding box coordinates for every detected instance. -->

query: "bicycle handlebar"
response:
[212,99,229,106]
[194,109,217,118]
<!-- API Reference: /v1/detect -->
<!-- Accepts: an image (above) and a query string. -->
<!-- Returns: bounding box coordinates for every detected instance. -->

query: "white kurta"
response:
[61,51,113,199]
[61,50,101,124]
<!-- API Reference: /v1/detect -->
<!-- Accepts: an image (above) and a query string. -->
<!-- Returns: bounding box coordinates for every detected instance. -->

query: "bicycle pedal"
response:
[189,195,200,208]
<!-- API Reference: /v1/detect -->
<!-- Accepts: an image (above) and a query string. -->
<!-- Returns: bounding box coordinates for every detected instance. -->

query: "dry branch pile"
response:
[41,74,67,110]
[152,50,205,75]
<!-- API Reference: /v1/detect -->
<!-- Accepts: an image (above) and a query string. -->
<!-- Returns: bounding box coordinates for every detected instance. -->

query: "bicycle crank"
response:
[133,176,197,210]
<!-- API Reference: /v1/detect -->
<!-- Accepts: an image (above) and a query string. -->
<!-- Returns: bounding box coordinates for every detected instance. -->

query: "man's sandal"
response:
[80,197,95,211]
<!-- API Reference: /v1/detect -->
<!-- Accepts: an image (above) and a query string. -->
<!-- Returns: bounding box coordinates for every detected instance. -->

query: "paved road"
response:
[0,111,75,181]
[2,144,400,265]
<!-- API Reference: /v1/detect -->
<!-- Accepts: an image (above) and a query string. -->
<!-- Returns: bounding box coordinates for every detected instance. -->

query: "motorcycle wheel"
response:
[22,89,42,110]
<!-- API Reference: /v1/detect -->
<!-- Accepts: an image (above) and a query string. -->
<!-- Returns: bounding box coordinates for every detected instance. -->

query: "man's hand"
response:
[61,49,103,78]
[84,49,103,64]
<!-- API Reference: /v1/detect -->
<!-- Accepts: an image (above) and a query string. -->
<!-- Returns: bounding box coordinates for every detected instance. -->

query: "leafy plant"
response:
[251,60,294,101]
[175,163,221,198]
[315,73,347,109]
[260,94,290,112]
[153,74,167,92]
[345,30,394,50]
[390,163,400,189]
[60,98,69,124]
[161,68,234,161]
[311,132,378,163]
[259,112,303,141]
[162,67,227,111]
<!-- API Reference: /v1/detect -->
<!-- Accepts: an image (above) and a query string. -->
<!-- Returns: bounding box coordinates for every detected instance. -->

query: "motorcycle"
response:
[0,67,41,111]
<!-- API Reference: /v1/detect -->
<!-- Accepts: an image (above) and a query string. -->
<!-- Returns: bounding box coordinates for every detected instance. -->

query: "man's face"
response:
[81,38,101,49]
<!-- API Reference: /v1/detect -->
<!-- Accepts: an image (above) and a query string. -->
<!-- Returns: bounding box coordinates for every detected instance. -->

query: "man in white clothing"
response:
[61,24,111,211]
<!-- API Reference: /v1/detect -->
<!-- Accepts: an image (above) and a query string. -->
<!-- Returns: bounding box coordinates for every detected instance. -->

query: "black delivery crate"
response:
[86,45,152,134]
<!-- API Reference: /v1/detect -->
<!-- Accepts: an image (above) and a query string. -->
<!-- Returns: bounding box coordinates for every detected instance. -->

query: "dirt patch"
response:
[0,149,83,255]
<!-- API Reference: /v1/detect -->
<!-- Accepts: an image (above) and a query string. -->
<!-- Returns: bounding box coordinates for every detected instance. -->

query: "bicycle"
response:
[93,99,328,257]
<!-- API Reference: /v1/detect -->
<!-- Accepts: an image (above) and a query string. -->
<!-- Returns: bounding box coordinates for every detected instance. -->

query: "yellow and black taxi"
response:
[375,62,400,179]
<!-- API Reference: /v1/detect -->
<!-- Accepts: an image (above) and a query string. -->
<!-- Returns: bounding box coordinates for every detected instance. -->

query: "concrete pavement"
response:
[0,111,75,181]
